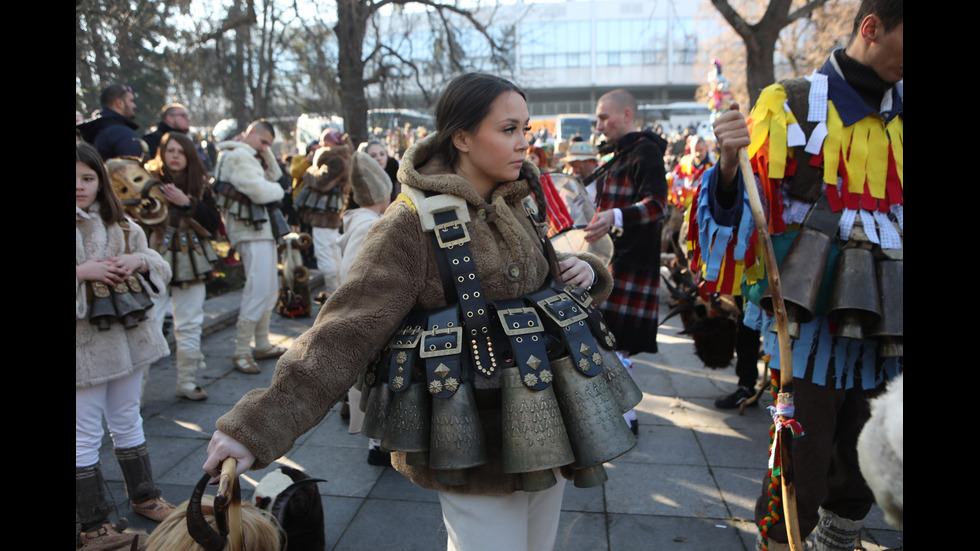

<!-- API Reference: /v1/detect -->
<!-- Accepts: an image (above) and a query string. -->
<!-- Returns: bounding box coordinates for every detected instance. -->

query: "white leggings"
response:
[76,369,145,467]
[438,475,565,551]
[238,240,280,322]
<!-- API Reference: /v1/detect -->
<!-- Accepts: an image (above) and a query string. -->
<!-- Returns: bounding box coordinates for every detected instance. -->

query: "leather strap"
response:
[422,305,465,398]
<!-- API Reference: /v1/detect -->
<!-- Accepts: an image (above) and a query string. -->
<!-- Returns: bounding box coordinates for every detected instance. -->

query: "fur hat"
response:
[350,151,392,206]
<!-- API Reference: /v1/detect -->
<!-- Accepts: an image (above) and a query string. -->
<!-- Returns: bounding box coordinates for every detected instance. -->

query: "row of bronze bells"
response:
[295,184,345,213]
[159,228,219,284]
[212,181,292,239]
[760,224,903,357]
[358,347,642,491]
[88,277,153,330]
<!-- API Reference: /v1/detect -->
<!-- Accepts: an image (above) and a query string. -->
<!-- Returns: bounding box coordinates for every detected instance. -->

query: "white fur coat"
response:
[76,204,171,387]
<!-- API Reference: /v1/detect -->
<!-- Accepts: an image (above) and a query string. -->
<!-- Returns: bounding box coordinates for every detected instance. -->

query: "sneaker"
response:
[715,386,756,409]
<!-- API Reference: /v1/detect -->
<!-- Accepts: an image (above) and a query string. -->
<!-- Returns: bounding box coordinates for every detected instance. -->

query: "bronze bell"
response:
[572,464,609,488]
[500,367,574,490]
[550,355,636,474]
[88,281,117,330]
[428,381,488,486]
[382,381,431,454]
[760,228,832,339]
[359,383,391,441]
[110,281,145,329]
[828,246,882,339]
[175,233,198,283]
[598,348,643,414]
[870,259,903,357]
[200,236,219,264]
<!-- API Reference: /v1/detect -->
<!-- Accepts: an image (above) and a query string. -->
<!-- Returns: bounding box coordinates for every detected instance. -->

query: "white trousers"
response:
[312,227,341,294]
[76,369,145,467]
[238,240,280,322]
[152,283,206,353]
[438,475,565,551]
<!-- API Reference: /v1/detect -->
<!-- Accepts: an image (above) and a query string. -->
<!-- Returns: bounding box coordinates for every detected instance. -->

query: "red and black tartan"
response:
[596,131,669,355]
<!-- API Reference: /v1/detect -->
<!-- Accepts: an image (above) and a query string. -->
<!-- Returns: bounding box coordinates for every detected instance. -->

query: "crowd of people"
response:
[76,2,901,548]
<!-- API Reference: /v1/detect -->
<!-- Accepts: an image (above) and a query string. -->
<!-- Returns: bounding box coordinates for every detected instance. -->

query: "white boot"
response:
[232,318,260,373]
[175,349,208,400]
[253,310,287,359]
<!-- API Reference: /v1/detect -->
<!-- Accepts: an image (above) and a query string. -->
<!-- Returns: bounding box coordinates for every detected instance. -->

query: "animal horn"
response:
[186,473,226,551]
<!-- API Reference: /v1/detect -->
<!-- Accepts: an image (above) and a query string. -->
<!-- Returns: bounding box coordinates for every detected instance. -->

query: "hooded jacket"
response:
[216,134,613,494]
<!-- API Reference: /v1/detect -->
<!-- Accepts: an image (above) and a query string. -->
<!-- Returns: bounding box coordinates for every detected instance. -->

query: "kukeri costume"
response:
[688,50,902,549]
[295,140,354,298]
[212,141,287,371]
[148,167,221,400]
[216,134,640,545]
[76,203,174,538]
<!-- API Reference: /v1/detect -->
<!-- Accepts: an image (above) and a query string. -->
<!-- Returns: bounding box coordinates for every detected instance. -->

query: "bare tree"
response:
[330,0,514,145]
[709,0,833,106]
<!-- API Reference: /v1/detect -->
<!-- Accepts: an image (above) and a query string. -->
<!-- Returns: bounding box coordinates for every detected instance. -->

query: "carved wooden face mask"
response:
[106,158,168,225]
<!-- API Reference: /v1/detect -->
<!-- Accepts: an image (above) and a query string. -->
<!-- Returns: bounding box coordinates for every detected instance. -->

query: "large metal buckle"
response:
[418,326,463,358]
[536,294,589,328]
[564,285,594,309]
[433,219,470,248]
[390,325,423,349]
[497,306,544,337]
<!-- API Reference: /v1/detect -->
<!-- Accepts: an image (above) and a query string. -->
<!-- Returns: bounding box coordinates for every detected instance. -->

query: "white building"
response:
[368,0,715,120]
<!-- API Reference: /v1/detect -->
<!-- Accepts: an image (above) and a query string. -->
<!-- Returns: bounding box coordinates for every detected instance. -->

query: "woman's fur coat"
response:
[216,134,613,495]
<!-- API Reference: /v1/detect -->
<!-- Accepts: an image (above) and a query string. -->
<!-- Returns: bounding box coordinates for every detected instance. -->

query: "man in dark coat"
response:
[143,103,191,158]
[585,88,668,434]
[77,83,144,160]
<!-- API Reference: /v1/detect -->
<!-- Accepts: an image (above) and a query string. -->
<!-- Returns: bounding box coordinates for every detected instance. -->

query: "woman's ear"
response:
[451,129,471,154]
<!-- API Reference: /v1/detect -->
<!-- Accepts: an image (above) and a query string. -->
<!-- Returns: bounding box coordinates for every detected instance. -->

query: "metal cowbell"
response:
[428,381,488,485]
[500,367,574,491]
[381,382,431,453]
[598,348,643,414]
[760,228,832,339]
[828,246,882,339]
[550,355,636,471]
[360,383,391,441]
[870,259,903,357]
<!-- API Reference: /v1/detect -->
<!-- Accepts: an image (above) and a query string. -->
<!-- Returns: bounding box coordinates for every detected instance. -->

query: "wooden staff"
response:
[215,457,244,551]
[737,148,804,551]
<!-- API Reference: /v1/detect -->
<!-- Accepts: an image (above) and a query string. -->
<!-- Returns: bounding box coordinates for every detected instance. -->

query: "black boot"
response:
[115,443,175,522]
[76,463,123,543]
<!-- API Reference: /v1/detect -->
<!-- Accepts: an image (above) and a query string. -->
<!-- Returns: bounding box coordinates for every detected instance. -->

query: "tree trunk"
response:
[335,0,371,146]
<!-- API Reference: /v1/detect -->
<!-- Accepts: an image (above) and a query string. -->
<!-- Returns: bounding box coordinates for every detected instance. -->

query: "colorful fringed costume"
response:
[688,50,903,547]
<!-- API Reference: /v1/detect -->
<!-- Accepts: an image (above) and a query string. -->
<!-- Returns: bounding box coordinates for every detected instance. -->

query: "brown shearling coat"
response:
[216,134,613,495]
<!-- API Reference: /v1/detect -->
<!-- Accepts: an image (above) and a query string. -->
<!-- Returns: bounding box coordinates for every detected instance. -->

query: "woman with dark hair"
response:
[76,142,176,544]
[145,132,221,400]
[205,73,635,550]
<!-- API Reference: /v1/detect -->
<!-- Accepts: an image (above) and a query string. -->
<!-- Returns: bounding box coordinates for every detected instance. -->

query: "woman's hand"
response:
[161,183,191,208]
[111,253,146,276]
[76,258,127,285]
[204,430,256,478]
[559,257,595,289]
